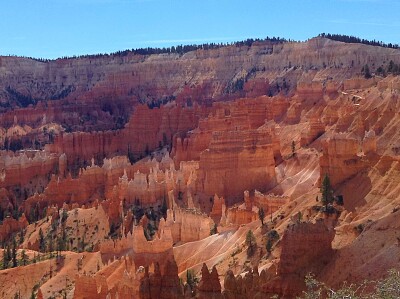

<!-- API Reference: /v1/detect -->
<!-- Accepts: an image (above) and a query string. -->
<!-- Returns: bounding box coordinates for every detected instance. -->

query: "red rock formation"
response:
[196,264,222,299]
[196,127,278,204]
[6,37,400,299]
[22,153,189,217]
[219,218,336,298]
[99,221,174,265]
[278,219,335,276]
[87,257,184,299]
[172,96,285,167]
[262,219,336,297]
[46,104,211,169]
[165,208,214,244]
[74,275,109,299]
[300,114,325,146]
[0,213,28,242]
[209,194,225,223]
[344,77,377,90]
[224,191,258,226]
[244,78,270,98]
[222,266,277,299]
[253,191,290,215]
[362,130,377,154]
[296,81,324,102]
[319,134,368,188]
[0,151,60,196]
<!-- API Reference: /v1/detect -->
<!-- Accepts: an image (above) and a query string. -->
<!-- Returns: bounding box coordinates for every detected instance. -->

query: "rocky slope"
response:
[1,37,400,298]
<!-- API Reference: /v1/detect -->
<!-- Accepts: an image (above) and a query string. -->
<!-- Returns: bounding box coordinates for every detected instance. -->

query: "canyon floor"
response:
[1,36,400,298]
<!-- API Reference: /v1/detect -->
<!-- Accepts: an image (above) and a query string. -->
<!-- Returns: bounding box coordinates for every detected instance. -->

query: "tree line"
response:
[3,36,287,62]
[319,33,399,49]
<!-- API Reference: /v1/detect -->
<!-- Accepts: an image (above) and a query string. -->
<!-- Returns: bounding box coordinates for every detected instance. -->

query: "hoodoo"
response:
[2,31,400,298]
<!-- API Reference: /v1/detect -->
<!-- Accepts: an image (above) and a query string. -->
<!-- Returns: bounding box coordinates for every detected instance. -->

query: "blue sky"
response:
[1,0,399,59]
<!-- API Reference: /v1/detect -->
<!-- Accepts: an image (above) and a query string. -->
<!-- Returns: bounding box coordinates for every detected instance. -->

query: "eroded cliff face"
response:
[45,104,211,171]
[73,257,184,299]
[2,37,400,135]
[4,38,400,299]
[196,127,278,204]
[170,97,283,205]
[0,151,60,192]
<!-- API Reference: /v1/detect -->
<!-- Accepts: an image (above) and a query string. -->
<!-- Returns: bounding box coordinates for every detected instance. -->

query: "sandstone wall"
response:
[278,219,335,276]
[74,257,183,299]
[319,134,368,188]
[300,114,325,146]
[46,104,211,169]
[0,214,28,242]
[0,151,59,191]
[172,96,286,167]
[344,77,377,90]
[196,128,278,204]
[254,191,290,215]
[165,208,214,243]
[5,37,397,131]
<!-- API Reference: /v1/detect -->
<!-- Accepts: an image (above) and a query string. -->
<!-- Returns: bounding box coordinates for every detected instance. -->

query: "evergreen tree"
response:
[2,246,10,269]
[291,140,296,157]
[245,230,257,256]
[160,196,168,219]
[57,236,63,257]
[19,229,24,245]
[363,64,372,79]
[39,228,46,252]
[12,237,17,267]
[321,174,334,206]
[186,269,199,289]
[61,209,68,223]
[127,144,135,164]
[20,249,28,266]
[388,60,395,73]
[266,238,273,253]
[48,235,54,257]
[210,223,217,235]
[258,207,265,226]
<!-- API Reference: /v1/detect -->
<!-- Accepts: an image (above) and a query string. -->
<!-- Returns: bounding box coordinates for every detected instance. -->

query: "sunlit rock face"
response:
[3,37,400,299]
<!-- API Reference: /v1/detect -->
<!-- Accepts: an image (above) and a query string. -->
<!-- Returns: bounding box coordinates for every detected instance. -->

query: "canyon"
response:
[1,36,400,298]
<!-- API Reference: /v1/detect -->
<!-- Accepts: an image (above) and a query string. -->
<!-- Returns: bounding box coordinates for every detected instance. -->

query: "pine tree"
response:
[39,228,46,252]
[57,236,63,257]
[245,230,257,256]
[19,229,24,245]
[258,207,265,226]
[363,64,372,79]
[266,238,273,253]
[20,249,28,266]
[321,174,334,206]
[185,269,199,290]
[61,209,68,223]
[210,223,217,235]
[12,237,17,267]
[2,246,10,269]
[48,235,54,257]
[160,196,168,219]
[127,144,135,164]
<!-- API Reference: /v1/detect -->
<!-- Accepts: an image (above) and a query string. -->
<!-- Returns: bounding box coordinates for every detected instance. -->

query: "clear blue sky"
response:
[1,0,399,59]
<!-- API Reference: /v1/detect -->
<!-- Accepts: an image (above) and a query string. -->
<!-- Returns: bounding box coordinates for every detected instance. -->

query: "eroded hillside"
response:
[1,37,400,298]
